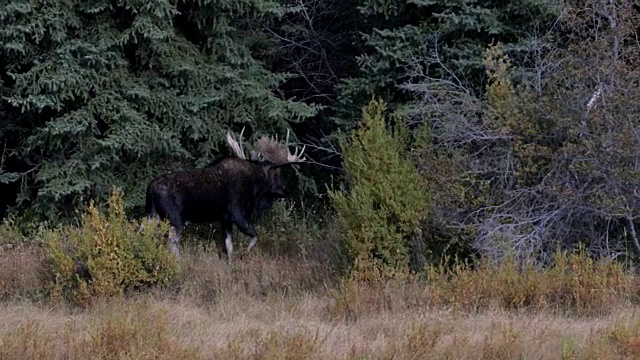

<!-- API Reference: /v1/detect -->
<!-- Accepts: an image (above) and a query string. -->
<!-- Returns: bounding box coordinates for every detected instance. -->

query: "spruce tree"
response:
[334,0,559,126]
[329,99,429,278]
[0,0,317,221]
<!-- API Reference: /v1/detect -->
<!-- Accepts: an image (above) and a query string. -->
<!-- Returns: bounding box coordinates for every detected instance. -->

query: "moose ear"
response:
[262,164,273,177]
[262,165,281,179]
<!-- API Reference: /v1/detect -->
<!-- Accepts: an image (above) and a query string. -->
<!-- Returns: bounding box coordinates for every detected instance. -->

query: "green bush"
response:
[329,99,429,278]
[44,188,179,306]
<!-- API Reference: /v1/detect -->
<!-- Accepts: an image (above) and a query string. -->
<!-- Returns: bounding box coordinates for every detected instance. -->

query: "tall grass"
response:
[1,198,640,359]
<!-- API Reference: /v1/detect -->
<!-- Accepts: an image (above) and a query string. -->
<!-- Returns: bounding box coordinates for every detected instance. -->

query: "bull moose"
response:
[145,130,306,260]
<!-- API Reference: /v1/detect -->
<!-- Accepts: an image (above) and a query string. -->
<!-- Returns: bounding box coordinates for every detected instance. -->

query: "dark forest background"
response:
[1,0,639,268]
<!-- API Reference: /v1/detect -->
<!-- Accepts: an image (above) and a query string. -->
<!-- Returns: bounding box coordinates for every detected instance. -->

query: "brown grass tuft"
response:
[0,243,46,301]
[175,249,336,306]
[0,300,201,360]
[425,252,640,316]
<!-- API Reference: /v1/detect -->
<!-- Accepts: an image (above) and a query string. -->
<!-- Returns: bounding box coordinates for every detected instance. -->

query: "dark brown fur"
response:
[145,157,285,258]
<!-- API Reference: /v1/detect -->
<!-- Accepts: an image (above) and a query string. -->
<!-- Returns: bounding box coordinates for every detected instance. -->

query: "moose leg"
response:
[247,236,258,251]
[221,220,234,263]
[230,211,258,252]
[148,214,160,224]
[167,225,182,258]
[166,212,185,258]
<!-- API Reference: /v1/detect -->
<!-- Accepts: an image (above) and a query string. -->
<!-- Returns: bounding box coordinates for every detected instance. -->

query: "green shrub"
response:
[44,188,179,306]
[255,200,345,266]
[329,98,429,278]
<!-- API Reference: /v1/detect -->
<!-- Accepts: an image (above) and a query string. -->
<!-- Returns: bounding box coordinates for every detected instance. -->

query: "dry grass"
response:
[0,242,45,301]
[1,283,640,359]
[2,233,640,359]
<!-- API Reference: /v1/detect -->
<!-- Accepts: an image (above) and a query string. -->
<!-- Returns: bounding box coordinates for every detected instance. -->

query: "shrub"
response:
[0,218,48,301]
[0,302,201,359]
[254,200,346,268]
[44,188,179,306]
[425,248,639,316]
[329,98,429,279]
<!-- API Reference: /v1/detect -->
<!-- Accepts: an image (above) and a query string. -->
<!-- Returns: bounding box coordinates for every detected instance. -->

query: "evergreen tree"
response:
[334,0,559,126]
[329,99,429,277]
[0,0,317,221]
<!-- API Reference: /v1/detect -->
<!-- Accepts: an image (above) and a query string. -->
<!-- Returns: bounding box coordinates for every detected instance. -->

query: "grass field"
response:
[2,236,640,360]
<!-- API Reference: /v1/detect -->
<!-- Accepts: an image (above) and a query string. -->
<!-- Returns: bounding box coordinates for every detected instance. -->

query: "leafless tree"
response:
[402,0,640,265]
[258,0,361,104]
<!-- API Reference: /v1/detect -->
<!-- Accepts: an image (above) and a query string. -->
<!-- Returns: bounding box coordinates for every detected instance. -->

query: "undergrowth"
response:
[2,189,640,359]
[1,199,640,315]
[42,188,179,307]
[327,251,640,320]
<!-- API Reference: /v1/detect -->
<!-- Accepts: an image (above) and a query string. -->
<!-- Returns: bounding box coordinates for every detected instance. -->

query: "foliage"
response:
[0,0,318,221]
[396,0,640,265]
[2,217,640,358]
[0,303,202,360]
[0,217,25,246]
[329,98,429,278]
[44,188,178,306]
[321,0,564,266]
[425,248,635,317]
[1,0,639,270]
[334,0,559,127]
[471,1,640,264]
[261,0,363,107]
[255,200,337,260]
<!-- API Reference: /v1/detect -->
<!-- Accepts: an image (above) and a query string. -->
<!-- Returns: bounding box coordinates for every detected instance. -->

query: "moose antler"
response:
[226,127,247,160]
[255,129,306,166]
